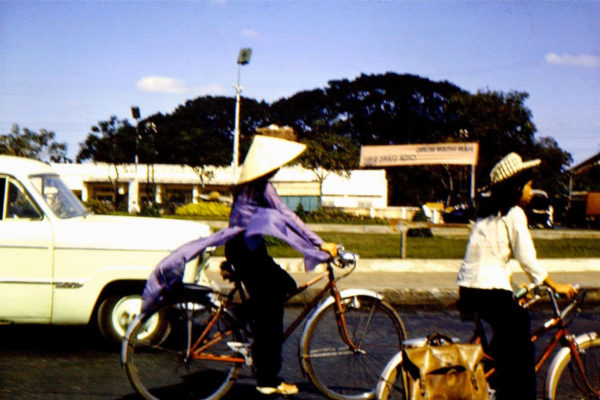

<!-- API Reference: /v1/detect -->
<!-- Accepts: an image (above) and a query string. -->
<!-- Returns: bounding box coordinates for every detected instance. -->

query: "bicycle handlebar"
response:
[514,282,584,310]
[331,245,359,269]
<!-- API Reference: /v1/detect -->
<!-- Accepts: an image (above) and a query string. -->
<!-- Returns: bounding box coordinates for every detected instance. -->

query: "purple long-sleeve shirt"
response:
[141,181,329,312]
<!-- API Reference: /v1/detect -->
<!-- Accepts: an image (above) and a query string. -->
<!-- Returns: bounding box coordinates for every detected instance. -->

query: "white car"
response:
[0,155,211,344]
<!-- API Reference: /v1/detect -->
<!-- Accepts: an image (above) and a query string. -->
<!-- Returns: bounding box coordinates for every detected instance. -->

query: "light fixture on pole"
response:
[232,48,252,184]
[130,106,141,213]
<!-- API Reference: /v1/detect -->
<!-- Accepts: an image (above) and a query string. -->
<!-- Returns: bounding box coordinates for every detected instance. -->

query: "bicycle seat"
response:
[163,283,215,304]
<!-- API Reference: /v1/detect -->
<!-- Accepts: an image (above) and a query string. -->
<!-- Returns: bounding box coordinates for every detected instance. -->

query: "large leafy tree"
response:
[297,121,360,200]
[163,95,271,166]
[77,116,136,163]
[0,124,70,162]
[448,91,539,189]
[269,73,470,204]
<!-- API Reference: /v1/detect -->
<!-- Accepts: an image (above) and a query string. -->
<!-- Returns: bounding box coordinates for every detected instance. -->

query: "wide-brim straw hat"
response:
[237,134,307,184]
[490,152,541,186]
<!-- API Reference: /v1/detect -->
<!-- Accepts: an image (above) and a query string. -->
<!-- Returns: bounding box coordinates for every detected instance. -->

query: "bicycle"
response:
[375,283,600,399]
[122,245,407,400]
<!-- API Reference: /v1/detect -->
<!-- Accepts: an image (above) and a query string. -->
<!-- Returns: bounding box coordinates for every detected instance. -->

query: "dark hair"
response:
[476,169,533,218]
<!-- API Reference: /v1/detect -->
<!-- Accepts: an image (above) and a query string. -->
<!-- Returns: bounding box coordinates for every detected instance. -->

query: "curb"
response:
[205,257,600,308]
[207,257,600,274]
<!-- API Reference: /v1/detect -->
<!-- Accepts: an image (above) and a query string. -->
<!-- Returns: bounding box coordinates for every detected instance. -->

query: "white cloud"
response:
[137,76,187,93]
[241,28,259,38]
[545,53,600,68]
[137,76,226,97]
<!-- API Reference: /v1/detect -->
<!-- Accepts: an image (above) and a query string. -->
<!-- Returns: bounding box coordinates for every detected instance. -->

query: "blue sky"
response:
[1,0,598,165]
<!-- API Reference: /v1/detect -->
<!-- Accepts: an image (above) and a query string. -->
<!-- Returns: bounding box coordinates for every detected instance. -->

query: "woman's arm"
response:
[263,182,338,257]
[506,207,576,298]
[543,275,577,299]
[505,207,548,284]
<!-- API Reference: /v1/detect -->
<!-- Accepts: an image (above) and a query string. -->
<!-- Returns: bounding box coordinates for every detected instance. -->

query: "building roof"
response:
[570,152,600,175]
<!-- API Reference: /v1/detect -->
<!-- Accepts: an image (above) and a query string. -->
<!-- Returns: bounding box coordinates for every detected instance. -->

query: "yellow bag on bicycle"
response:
[403,333,489,400]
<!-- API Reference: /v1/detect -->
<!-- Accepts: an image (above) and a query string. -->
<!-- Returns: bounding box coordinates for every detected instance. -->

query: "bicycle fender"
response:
[299,288,384,349]
[122,313,145,364]
[120,285,223,365]
[375,350,405,399]
[544,331,599,399]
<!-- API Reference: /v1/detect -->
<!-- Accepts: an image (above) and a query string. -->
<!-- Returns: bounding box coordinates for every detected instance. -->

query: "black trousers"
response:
[225,235,296,387]
[458,287,536,400]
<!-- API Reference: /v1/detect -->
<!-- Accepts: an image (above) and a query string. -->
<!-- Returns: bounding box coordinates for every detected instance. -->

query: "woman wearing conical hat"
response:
[225,128,337,395]
[142,126,337,396]
[457,152,576,400]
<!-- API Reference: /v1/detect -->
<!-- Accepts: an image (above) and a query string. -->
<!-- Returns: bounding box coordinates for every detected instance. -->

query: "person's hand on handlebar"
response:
[320,242,339,258]
[544,276,577,300]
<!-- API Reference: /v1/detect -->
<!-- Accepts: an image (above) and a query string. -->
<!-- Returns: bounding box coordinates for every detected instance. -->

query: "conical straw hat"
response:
[237,135,306,184]
[490,152,540,186]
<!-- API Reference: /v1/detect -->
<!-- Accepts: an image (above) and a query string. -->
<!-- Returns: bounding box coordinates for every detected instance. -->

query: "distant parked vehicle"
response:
[0,156,211,344]
[441,203,475,224]
[526,189,553,228]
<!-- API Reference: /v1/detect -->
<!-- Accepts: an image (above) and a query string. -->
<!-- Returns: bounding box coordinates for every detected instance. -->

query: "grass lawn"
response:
[212,232,600,259]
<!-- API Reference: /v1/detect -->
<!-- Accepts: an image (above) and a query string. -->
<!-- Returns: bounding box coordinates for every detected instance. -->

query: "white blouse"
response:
[457,206,548,291]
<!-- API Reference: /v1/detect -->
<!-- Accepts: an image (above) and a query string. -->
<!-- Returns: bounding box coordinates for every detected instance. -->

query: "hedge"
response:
[175,202,231,218]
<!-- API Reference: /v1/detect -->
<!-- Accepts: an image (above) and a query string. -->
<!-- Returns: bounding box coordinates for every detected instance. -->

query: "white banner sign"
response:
[360,142,479,167]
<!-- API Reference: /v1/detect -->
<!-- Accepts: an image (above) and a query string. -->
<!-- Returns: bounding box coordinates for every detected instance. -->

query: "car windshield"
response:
[29,174,88,219]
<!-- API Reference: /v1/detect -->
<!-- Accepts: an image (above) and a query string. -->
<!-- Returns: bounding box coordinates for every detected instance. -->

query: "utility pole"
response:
[232,48,252,184]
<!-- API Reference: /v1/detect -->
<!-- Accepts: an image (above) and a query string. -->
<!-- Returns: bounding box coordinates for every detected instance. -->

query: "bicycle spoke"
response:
[346,296,377,349]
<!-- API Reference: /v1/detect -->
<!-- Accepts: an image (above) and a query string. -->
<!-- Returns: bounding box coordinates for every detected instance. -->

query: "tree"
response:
[74,72,574,211]
[77,116,137,209]
[0,124,70,162]
[270,73,470,205]
[77,116,136,163]
[448,90,538,187]
[531,136,573,219]
[298,121,360,202]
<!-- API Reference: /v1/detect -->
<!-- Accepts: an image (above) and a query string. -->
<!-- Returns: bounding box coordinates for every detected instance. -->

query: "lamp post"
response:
[130,106,141,213]
[232,48,252,184]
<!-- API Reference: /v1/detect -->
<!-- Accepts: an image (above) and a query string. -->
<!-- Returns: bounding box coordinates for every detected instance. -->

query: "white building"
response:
[51,162,388,214]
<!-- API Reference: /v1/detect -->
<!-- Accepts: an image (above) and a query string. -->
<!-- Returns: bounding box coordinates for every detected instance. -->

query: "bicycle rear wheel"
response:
[123,298,244,400]
[300,293,407,400]
[548,334,600,400]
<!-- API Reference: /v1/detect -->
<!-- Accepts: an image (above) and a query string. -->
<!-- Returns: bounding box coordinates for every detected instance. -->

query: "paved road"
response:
[1,304,598,400]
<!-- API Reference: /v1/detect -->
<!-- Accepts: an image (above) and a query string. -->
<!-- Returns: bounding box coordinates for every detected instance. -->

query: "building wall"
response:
[51,162,388,213]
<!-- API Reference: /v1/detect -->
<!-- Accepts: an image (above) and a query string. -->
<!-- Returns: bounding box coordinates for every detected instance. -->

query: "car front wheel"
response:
[97,293,169,346]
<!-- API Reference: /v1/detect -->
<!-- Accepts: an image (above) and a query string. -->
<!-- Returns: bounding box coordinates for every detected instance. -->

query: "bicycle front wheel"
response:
[300,293,407,400]
[547,334,600,400]
[375,351,407,400]
[123,299,244,400]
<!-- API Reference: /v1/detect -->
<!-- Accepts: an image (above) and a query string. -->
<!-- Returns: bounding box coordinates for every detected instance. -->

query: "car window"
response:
[3,178,42,220]
[30,174,87,219]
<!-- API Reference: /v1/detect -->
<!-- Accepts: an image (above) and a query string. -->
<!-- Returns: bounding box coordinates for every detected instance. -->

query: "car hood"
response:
[53,215,213,252]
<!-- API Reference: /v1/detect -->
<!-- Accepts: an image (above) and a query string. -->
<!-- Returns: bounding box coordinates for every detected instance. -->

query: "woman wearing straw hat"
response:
[141,127,338,396]
[456,152,576,400]
[225,128,338,396]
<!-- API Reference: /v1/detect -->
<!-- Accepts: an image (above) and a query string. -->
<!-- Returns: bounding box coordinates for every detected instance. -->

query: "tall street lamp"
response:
[130,106,141,213]
[232,47,252,184]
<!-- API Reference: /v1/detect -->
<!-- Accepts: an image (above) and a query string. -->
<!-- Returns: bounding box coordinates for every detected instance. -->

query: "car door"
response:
[0,176,53,323]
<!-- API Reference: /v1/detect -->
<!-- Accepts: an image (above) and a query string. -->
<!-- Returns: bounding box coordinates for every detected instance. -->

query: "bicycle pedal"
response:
[227,342,253,366]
